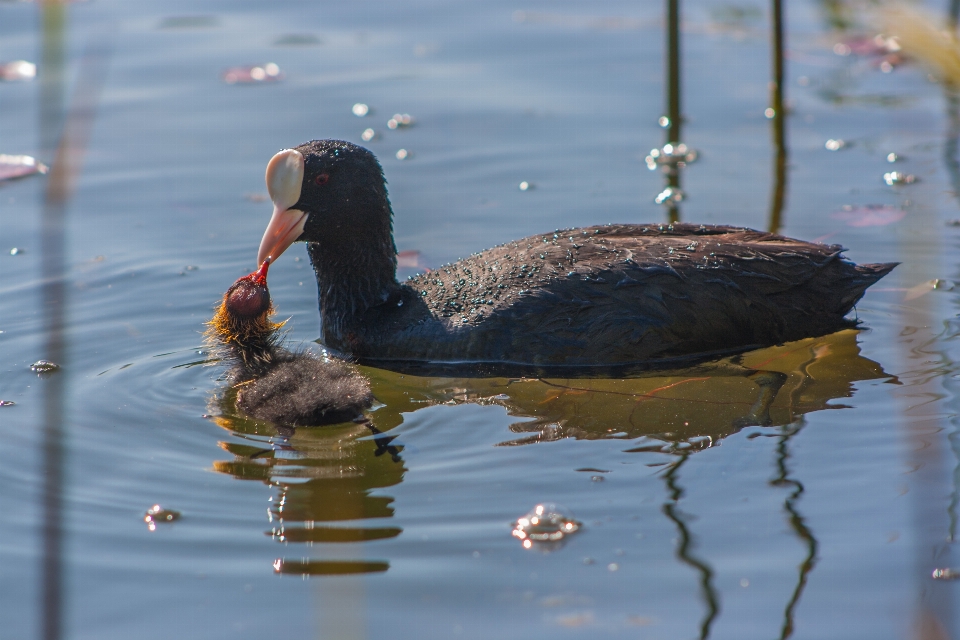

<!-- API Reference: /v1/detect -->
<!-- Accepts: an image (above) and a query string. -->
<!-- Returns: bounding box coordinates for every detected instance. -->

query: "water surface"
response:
[2,0,959,638]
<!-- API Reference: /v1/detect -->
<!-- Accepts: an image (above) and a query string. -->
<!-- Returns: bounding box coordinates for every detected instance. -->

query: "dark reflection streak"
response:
[767,0,788,234]
[770,420,818,640]
[942,10,960,544]
[661,455,720,640]
[38,4,67,640]
[948,425,960,544]
[943,88,960,212]
[665,0,682,223]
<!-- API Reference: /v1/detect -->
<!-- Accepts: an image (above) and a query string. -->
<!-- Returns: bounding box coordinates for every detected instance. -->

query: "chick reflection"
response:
[211,402,405,576]
[363,329,891,448]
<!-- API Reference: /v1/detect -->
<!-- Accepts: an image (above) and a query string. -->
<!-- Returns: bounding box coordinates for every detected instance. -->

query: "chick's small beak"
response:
[259,148,307,265]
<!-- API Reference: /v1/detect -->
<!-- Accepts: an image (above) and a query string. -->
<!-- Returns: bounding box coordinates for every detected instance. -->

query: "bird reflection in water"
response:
[210,407,404,576]
[362,328,890,449]
[209,327,890,588]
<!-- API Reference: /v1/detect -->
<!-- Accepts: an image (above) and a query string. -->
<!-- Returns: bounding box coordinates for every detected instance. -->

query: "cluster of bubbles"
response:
[511,503,581,549]
[646,140,698,206]
[352,104,416,161]
[30,360,60,374]
[883,171,917,186]
[221,63,282,85]
[645,142,698,175]
[144,504,181,531]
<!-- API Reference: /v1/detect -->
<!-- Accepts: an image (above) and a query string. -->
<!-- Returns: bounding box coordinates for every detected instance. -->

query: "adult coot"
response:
[207,260,373,425]
[257,140,896,370]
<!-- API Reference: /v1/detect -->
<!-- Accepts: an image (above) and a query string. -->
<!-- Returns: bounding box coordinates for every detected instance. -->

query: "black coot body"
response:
[208,263,373,426]
[257,140,897,371]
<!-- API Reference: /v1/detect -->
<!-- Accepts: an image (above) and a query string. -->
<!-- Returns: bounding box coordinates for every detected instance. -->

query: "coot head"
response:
[258,140,394,267]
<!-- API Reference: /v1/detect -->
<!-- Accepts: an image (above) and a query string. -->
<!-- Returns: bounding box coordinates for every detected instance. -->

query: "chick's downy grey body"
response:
[210,266,373,427]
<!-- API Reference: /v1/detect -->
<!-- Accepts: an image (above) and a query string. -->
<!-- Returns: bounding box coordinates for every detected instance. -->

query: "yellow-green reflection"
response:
[364,329,889,447]
[272,559,389,576]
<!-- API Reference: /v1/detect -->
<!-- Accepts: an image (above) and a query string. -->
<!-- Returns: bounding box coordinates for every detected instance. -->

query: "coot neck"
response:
[307,234,400,344]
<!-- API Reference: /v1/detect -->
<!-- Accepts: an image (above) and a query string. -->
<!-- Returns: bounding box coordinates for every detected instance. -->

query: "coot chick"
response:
[256,140,897,369]
[207,260,373,426]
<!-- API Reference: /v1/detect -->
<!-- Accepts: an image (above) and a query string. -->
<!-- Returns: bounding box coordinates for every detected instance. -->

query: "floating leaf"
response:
[0,155,48,182]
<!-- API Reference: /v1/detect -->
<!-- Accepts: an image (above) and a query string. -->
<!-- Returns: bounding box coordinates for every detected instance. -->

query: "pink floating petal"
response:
[831,205,905,227]
[0,60,36,82]
[0,155,48,183]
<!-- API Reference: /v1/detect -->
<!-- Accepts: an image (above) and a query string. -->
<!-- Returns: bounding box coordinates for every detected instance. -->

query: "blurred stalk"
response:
[665,0,682,223]
[767,0,788,234]
[38,2,67,640]
[38,5,109,639]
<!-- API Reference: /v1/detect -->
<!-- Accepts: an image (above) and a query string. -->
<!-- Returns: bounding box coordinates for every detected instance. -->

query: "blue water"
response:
[2,0,959,638]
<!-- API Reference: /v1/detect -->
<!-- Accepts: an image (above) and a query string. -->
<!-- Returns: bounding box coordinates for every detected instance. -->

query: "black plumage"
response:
[260,139,897,372]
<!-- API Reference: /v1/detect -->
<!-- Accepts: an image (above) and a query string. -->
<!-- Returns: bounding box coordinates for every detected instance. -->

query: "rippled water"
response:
[2,0,960,638]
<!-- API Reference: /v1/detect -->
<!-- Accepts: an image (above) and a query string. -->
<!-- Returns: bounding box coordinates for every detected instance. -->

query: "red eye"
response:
[314,173,330,186]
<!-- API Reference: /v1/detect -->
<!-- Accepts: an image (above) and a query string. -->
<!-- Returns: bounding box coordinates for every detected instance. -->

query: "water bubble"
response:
[144,504,181,531]
[590,475,604,482]
[0,400,14,407]
[10,247,23,256]
[0,60,37,82]
[764,107,776,119]
[645,143,698,173]
[825,138,845,151]
[387,113,414,129]
[518,181,532,191]
[886,152,901,163]
[934,279,954,290]
[221,63,283,85]
[740,578,750,587]
[932,568,960,580]
[30,360,60,373]
[395,149,410,160]
[880,60,894,73]
[655,186,684,205]
[883,171,917,186]
[833,42,852,56]
[352,103,370,117]
[583,557,595,565]
[512,503,581,549]
[658,116,670,128]
[607,563,619,572]
[361,128,377,142]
